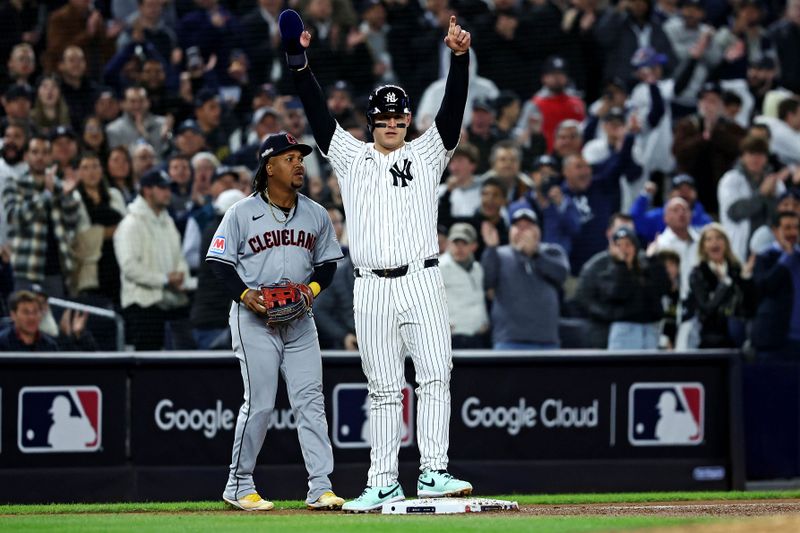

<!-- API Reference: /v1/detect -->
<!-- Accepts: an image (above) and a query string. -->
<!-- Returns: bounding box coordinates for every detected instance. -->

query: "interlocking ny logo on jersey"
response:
[390,159,414,187]
[332,383,414,449]
[628,382,704,446]
[18,386,102,453]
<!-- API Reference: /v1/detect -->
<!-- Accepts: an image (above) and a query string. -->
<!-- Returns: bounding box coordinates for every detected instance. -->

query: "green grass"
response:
[1,491,795,532]
[0,514,713,533]
[1,490,797,515]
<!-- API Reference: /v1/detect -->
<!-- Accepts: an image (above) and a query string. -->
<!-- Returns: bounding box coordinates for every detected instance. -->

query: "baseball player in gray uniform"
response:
[279,10,473,511]
[206,132,345,511]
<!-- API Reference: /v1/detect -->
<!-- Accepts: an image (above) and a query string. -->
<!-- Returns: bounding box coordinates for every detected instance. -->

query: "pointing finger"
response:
[449,15,456,33]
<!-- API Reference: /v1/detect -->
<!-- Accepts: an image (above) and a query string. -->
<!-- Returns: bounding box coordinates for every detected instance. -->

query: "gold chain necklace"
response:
[264,189,295,224]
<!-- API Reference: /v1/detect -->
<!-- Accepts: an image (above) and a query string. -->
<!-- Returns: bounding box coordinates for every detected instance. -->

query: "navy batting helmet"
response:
[366,85,411,130]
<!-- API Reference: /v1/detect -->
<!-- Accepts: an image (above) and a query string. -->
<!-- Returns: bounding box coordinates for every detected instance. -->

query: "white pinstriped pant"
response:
[353,265,453,487]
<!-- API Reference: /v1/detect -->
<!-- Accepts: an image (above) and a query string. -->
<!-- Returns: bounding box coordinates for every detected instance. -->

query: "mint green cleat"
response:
[417,470,473,498]
[342,484,405,513]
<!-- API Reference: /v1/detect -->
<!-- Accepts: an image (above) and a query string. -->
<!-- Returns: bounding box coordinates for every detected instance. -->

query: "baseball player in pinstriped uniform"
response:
[279,10,473,512]
[206,132,345,511]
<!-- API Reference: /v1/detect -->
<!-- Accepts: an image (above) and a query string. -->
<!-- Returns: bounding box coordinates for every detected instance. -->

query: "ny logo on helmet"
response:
[385,92,398,103]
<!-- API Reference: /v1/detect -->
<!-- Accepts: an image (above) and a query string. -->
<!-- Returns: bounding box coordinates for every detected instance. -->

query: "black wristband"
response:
[286,51,308,70]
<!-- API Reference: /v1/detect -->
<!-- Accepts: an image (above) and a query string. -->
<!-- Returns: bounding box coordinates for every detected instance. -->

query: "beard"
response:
[1,144,23,165]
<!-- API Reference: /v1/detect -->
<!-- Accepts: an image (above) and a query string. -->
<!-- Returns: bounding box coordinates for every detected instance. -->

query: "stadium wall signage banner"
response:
[0,351,744,501]
[0,363,127,469]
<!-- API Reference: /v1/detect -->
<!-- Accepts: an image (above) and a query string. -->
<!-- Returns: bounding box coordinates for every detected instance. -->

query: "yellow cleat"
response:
[307,490,345,510]
[223,492,275,511]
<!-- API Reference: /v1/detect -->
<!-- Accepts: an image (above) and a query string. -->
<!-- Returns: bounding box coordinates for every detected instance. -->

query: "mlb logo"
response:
[209,235,226,254]
[628,382,704,446]
[18,386,102,453]
[332,383,414,449]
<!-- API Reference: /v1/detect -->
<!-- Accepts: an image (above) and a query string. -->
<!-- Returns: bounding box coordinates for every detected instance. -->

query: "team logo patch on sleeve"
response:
[209,235,226,254]
[18,386,102,453]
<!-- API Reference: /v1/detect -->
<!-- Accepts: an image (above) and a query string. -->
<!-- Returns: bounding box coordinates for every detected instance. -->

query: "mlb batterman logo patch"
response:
[332,383,414,449]
[18,386,102,453]
[209,235,226,254]
[628,382,704,446]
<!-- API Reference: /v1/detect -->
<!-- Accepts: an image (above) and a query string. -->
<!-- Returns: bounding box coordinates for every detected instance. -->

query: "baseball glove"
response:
[259,279,314,326]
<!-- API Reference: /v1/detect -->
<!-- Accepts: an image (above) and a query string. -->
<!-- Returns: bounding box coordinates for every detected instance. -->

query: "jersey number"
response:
[390,159,414,187]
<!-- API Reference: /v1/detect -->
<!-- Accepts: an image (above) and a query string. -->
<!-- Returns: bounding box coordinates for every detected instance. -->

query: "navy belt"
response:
[356,258,439,278]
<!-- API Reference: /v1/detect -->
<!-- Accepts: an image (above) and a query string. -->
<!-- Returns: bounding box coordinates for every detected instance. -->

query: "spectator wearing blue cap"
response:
[594,0,675,88]
[482,208,569,350]
[628,46,676,189]
[630,173,713,244]
[114,168,196,350]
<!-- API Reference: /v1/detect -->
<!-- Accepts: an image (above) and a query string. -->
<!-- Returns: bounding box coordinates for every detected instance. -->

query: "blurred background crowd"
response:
[0,0,799,355]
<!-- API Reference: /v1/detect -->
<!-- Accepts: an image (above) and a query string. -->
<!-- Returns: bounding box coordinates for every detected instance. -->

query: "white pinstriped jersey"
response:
[322,123,455,269]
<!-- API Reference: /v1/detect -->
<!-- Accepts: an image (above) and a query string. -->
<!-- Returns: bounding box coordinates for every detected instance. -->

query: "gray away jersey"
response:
[322,123,455,269]
[205,193,343,286]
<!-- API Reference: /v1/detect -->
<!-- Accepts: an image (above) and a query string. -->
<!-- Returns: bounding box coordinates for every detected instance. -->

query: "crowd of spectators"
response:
[0,0,799,357]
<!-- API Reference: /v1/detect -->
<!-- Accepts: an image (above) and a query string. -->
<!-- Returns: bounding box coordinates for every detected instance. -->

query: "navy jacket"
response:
[752,247,796,350]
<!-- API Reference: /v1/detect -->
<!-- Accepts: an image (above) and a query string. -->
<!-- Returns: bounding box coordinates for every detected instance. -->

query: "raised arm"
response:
[435,16,471,151]
[280,10,337,154]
